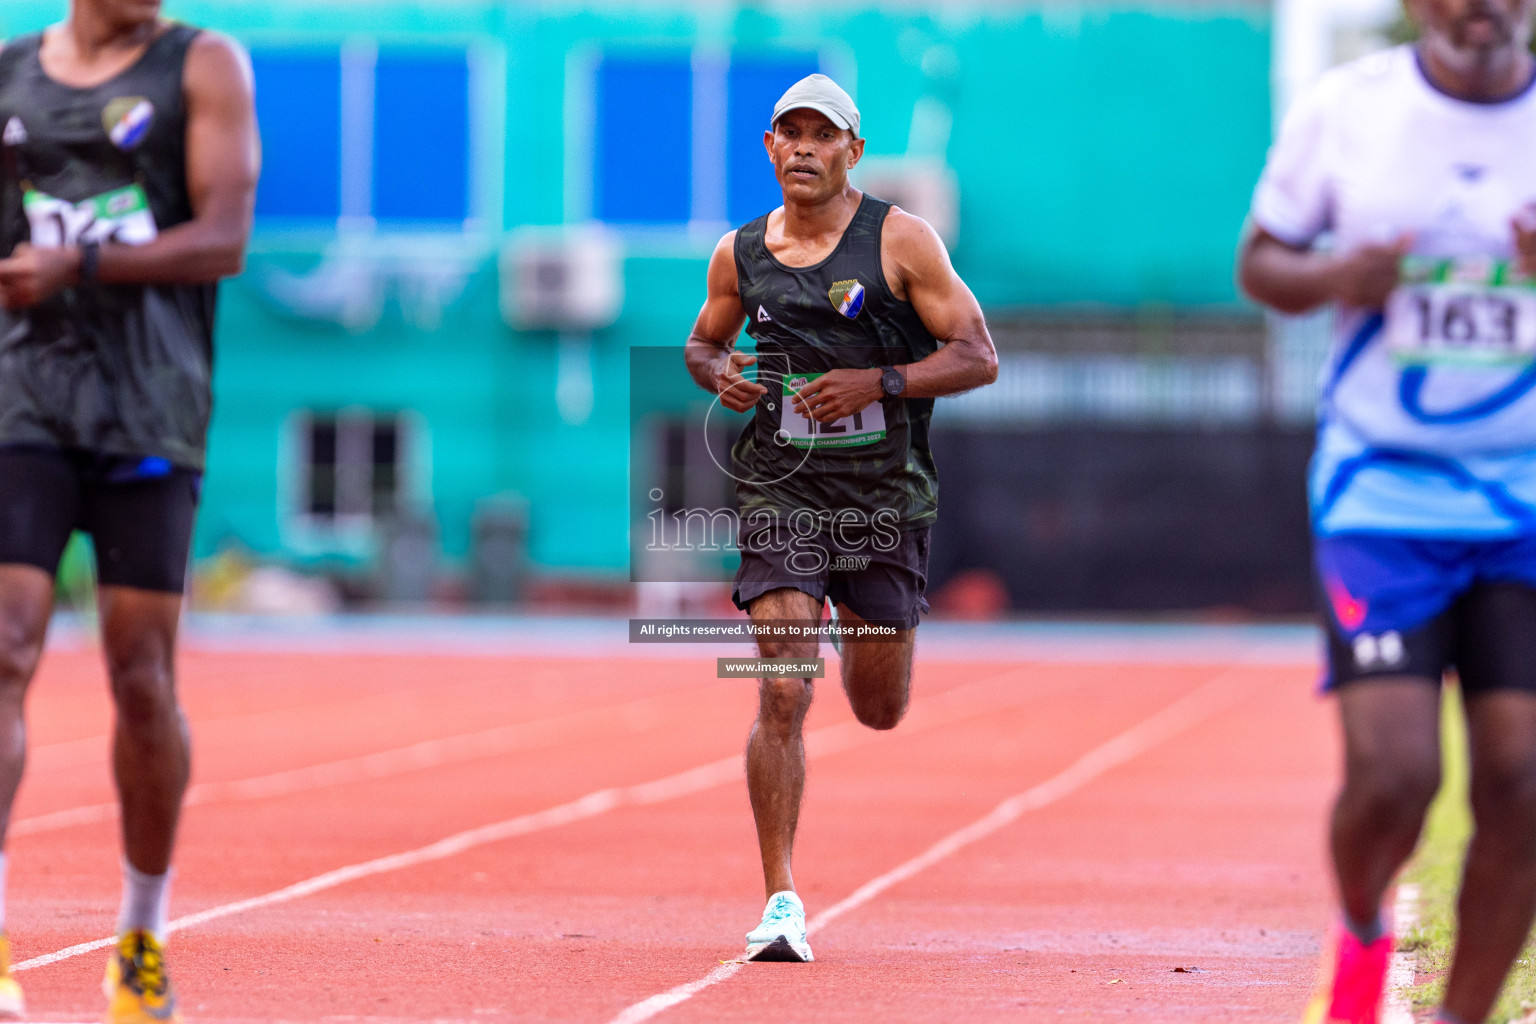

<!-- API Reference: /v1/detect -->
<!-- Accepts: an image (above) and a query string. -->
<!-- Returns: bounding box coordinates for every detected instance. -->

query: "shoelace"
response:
[119,934,167,999]
[763,897,801,925]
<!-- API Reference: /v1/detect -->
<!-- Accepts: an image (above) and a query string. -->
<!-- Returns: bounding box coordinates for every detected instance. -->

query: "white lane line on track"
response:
[1383,883,1421,1024]
[604,668,1255,1024]
[11,665,1066,974]
[8,688,704,837]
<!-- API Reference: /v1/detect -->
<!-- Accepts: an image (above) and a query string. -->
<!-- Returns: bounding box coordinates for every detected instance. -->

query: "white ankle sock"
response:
[117,860,171,941]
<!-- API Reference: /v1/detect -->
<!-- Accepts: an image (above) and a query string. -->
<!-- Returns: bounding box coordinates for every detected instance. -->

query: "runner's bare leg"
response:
[0,566,54,844]
[836,603,914,731]
[99,586,190,875]
[1441,690,1536,1024]
[1330,679,1441,929]
[747,587,821,899]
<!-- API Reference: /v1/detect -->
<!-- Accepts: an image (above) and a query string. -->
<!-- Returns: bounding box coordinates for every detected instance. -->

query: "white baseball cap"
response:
[771,74,861,137]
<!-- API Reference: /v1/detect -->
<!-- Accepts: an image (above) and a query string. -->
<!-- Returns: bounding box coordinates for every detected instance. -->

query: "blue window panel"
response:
[252,50,342,219]
[373,51,471,222]
[727,54,820,225]
[595,56,691,224]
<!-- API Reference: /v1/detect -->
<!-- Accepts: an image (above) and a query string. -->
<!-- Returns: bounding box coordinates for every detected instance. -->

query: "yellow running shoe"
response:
[0,935,25,1019]
[103,930,180,1024]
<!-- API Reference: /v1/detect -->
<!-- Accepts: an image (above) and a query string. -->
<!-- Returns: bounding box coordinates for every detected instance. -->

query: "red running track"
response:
[4,639,1336,1022]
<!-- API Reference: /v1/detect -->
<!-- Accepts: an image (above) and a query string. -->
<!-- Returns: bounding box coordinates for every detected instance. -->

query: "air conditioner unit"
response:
[499,225,624,332]
[853,157,960,246]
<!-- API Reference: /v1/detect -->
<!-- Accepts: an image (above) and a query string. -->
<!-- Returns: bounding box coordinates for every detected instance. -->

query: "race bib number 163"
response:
[1386,257,1536,366]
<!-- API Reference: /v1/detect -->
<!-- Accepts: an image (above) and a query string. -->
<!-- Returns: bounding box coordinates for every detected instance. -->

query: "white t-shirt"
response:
[1252,45,1536,536]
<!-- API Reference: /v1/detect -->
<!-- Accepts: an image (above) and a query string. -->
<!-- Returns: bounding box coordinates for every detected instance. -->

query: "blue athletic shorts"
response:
[1315,533,1536,692]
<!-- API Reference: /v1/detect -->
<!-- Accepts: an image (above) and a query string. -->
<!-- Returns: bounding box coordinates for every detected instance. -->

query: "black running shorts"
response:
[732,519,930,629]
[0,445,200,594]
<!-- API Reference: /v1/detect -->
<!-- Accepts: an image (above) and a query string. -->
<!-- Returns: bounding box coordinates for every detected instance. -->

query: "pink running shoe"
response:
[1301,924,1394,1024]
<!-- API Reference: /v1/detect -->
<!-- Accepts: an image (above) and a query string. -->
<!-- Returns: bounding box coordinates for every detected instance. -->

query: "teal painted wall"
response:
[0,2,1271,577]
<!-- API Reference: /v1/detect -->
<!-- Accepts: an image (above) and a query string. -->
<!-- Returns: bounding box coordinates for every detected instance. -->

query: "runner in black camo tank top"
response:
[683,73,999,964]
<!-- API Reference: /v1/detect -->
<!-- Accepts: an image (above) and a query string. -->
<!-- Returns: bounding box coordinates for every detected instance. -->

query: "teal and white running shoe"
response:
[745,890,814,962]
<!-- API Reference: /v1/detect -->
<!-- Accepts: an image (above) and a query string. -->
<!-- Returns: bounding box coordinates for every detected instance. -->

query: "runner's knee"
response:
[848,684,908,731]
[842,648,911,731]
[1470,752,1536,857]
[107,659,179,734]
[0,568,52,696]
[0,612,43,697]
[1345,755,1440,827]
[757,676,813,733]
[756,634,817,661]
[850,702,904,731]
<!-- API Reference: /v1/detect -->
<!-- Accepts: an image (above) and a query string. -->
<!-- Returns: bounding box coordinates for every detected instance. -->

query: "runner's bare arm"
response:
[106,30,260,282]
[1239,226,1411,314]
[0,32,258,308]
[791,209,997,423]
[883,209,997,399]
[685,231,765,414]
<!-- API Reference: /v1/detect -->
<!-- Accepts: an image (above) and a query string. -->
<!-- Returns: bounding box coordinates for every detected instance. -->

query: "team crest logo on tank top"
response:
[102,97,154,150]
[829,279,865,319]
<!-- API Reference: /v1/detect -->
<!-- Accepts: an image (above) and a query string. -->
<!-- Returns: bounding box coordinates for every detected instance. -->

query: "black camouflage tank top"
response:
[0,25,217,470]
[732,195,940,529]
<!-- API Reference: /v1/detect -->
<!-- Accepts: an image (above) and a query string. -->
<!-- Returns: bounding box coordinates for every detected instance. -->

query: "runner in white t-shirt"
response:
[1240,2,1536,1022]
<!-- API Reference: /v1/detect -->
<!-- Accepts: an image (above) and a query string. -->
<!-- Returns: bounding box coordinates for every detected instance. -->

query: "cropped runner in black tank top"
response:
[684,79,998,966]
[0,24,215,470]
[0,12,257,1017]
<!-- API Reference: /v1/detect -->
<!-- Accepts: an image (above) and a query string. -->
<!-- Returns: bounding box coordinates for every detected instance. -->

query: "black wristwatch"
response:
[879,365,906,398]
[78,242,101,284]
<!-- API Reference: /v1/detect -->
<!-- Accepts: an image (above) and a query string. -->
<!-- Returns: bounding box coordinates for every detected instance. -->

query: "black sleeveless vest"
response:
[0,24,217,470]
[732,195,940,529]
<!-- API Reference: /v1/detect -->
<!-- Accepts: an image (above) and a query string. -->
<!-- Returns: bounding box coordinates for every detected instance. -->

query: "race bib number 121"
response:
[1386,257,1536,366]
[780,373,887,449]
[22,183,159,249]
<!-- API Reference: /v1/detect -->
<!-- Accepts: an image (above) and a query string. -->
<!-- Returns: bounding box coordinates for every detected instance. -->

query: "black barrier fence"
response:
[925,427,1315,614]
